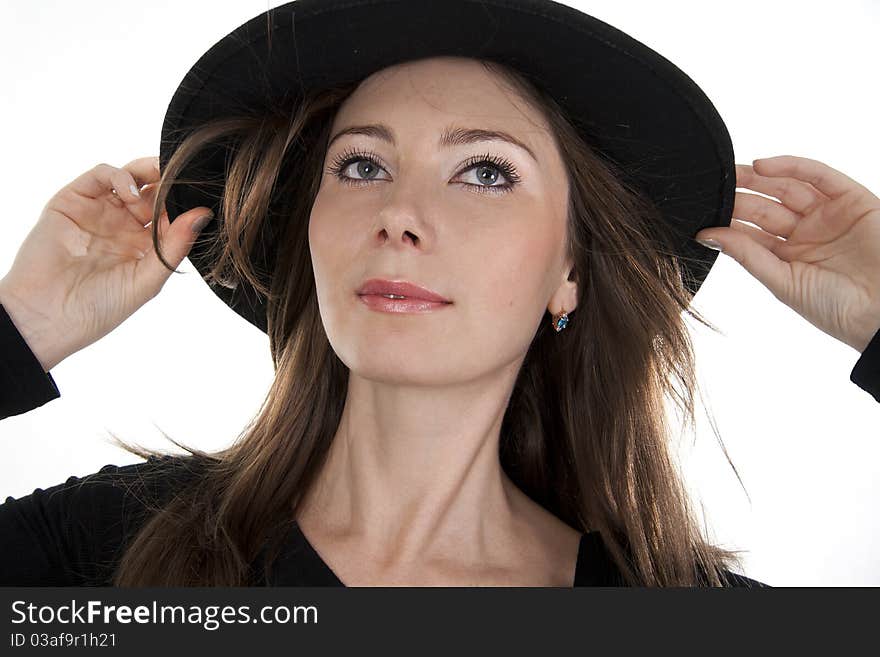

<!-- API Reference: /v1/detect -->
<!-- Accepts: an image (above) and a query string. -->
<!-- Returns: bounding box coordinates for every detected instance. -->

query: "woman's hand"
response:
[694,155,880,353]
[0,157,215,372]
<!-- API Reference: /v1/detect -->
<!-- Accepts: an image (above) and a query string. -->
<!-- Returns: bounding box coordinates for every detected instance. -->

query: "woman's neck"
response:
[298,366,523,562]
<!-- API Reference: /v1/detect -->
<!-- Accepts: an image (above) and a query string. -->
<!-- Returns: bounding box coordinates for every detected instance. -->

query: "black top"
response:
[2,302,879,587]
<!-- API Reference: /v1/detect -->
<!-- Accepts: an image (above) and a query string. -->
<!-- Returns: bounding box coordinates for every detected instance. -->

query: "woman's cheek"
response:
[478,251,535,321]
[309,195,350,263]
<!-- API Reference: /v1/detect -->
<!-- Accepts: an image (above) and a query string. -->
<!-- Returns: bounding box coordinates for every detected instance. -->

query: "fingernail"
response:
[695,238,723,252]
[191,211,215,233]
[129,183,141,198]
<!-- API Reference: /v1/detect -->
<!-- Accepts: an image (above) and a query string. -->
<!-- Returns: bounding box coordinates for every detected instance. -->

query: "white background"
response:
[1,0,878,586]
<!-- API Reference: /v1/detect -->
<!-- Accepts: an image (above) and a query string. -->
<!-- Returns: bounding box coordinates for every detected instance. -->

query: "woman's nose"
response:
[372,172,438,249]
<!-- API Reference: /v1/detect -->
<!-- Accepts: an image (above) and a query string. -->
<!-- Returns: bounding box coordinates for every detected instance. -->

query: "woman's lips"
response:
[356,278,451,303]
[357,293,453,313]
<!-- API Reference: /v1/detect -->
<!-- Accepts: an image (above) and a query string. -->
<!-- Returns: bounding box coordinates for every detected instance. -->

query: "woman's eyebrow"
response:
[327,123,538,163]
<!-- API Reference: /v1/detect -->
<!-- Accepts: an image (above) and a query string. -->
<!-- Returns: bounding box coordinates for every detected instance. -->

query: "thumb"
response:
[694,227,792,301]
[135,207,215,298]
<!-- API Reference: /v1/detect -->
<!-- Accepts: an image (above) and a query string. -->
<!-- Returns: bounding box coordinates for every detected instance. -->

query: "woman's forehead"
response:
[331,57,552,146]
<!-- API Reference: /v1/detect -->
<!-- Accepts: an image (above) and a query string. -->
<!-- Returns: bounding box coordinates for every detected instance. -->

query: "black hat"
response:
[158,0,732,334]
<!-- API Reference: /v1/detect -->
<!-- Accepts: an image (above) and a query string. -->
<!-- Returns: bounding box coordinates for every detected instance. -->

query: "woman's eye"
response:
[340,159,388,181]
[459,163,510,189]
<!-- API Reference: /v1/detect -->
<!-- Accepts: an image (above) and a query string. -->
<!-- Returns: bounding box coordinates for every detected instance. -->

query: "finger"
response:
[730,218,788,254]
[69,161,159,229]
[66,157,160,200]
[55,179,153,232]
[700,220,793,258]
[695,224,793,302]
[736,163,828,215]
[107,186,126,209]
[134,206,215,299]
[67,162,146,203]
[112,157,163,221]
[121,157,164,225]
[137,182,161,223]
[753,155,867,200]
[733,190,800,238]
[120,180,162,226]
[120,156,162,188]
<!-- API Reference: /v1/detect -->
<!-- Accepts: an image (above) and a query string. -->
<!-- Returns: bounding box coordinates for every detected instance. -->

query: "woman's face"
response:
[309,56,576,385]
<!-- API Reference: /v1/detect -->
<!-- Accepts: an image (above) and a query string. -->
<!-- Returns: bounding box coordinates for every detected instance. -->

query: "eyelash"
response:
[325,147,522,195]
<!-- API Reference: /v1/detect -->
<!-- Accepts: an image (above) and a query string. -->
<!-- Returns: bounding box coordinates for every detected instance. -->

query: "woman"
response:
[1,0,878,587]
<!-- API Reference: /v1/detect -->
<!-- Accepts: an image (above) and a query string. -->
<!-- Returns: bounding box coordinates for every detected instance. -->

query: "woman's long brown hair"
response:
[107,56,748,586]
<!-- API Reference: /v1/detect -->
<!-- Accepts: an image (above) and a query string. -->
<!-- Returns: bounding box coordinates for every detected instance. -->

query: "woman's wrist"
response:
[0,282,64,372]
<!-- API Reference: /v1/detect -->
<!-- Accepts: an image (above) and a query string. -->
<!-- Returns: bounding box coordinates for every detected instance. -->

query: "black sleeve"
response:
[0,303,61,419]
[719,569,771,588]
[0,456,193,586]
[850,325,880,403]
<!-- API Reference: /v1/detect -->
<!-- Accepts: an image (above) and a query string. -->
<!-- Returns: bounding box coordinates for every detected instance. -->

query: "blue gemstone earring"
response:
[552,309,569,332]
